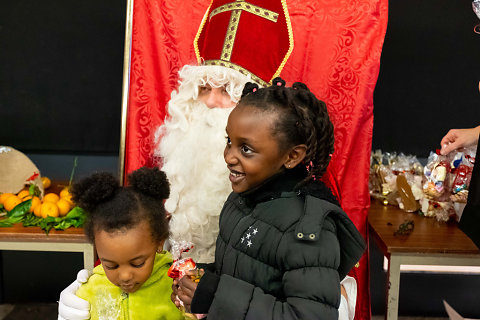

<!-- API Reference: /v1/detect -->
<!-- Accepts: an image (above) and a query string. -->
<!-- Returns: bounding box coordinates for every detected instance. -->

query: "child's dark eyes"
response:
[104,264,118,270]
[102,261,145,269]
[131,262,145,268]
[241,145,253,154]
[226,136,231,145]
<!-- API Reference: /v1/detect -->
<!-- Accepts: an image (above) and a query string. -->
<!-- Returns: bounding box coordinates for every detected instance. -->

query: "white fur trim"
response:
[153,65,255,263]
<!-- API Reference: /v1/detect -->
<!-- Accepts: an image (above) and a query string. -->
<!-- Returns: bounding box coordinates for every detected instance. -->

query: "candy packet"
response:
[168,240,205,319]
[449,148,475,203]
[167,240,198,280]
[423,151,451,201]
[420,198,455,222]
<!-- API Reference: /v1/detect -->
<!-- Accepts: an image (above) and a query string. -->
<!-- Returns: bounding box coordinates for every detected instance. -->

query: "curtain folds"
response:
[125,1,388,319]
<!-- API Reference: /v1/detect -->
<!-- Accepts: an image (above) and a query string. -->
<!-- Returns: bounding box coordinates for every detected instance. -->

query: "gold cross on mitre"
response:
[209,1,279,62]
[194,0,293,86]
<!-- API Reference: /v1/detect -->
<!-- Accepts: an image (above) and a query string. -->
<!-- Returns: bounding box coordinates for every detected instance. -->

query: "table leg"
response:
[82,243,95,271]
[386,254,400,320]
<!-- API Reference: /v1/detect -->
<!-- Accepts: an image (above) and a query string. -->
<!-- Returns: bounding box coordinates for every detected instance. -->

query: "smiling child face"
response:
[95,220,162,294]
[224,105,291,193]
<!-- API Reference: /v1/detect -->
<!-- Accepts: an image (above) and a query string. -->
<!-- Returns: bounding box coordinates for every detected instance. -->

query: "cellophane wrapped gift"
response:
[168,240,196,280]
[420,151,456,221]
[369,150,424,210]
[168,240,205,319]
[448,147,476,220]
[422,151,452,200]
[370,146,477,222]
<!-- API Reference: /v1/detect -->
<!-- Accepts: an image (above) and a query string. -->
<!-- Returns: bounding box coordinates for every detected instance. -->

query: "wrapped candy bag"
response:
[449,147,476,221]
[420,198,455,222]
[392,154,423,212]
[423,151,451,200]
[168,240,205,320]
[396,173,420,212]
[369,150,384,196]
[168,240,198,280]
[369,150,424,209]
[449,149,475,203]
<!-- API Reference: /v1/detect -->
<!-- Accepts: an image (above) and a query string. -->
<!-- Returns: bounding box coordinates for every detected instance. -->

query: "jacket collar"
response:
[239,166,339,207]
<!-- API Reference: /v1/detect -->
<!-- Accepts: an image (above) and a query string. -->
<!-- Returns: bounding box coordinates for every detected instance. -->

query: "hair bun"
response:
[241,82,259,97]
[71,172,119,212]
[271,77,286,87]
[128,167,170,199]
[292,82,309,91]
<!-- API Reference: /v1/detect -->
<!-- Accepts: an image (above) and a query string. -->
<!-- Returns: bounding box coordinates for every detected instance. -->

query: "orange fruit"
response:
[61,193,75,206]
[43,193,60,204]
[17,190,30,200]
[33,202,43,217]
[60,187,71,199]
[57,198,72,216]
[4,195,22,212]
[0,193,15,205]
[23,196,41,213]
[40,202,59,218]
[41,176,51,189]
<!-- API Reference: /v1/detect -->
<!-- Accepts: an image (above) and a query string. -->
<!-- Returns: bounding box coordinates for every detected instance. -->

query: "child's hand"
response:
[177,269,204,313]
[171,278,181,307]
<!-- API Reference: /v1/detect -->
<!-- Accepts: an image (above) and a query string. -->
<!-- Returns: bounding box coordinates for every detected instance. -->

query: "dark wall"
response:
[0,0,125,307]
[0,0,126,154]
[1,0,479,317]
[373,0,480,157]
[371,1,480,317]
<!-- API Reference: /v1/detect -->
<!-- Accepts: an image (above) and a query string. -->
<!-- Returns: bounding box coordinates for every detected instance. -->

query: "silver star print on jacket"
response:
[240,225,259,247]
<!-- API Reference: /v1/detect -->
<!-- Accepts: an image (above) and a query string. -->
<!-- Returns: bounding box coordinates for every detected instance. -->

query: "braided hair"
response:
[71,167,170,244]
[239,77,334,184]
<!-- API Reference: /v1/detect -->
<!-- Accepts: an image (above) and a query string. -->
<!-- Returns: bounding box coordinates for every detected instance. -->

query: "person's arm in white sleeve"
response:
[58,269,91,320]
[338,276,357,320]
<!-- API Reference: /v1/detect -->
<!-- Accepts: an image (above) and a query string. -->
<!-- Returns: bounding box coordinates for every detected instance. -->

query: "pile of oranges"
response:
[0,177,75,219]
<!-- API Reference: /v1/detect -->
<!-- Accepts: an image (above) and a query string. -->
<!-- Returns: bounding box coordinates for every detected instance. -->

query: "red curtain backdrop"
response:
[125,1,388,319]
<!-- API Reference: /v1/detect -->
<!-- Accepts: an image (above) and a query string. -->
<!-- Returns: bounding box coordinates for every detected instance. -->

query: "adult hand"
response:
[177,269,204,313]
[58,269,91,320]
[440,126,480,155]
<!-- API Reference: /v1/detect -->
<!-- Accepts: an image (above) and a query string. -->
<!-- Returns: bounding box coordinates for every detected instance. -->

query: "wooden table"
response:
[0,181,95,270]
[368,200,480,320]
[0,224,94,270]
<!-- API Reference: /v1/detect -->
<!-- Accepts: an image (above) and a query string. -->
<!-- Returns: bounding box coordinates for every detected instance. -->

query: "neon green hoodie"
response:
[76,251,185,320]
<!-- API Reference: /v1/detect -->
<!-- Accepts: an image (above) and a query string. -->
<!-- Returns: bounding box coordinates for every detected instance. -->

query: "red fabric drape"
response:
[125,1,388,319]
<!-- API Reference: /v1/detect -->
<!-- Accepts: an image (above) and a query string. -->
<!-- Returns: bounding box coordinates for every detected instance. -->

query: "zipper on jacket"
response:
[121,292,129,319]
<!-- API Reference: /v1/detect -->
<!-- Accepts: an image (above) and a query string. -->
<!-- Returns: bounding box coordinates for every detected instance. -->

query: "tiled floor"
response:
[0,304,451,320]
[372,317,448,320]
[0,303,57,320]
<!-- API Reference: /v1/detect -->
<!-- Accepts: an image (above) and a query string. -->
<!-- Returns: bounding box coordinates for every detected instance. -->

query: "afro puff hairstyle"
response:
[71,167,170,244]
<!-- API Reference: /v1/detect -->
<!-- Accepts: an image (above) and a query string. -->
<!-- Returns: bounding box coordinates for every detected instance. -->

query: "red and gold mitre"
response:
[194,0,293,86]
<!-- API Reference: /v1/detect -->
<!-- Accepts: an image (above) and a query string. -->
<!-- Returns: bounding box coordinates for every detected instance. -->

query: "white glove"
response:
[338,276,357,320]
[58,269,92,320]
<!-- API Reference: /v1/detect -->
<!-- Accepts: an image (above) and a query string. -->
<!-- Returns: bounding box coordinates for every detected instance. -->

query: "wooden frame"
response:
[118,0,134,185]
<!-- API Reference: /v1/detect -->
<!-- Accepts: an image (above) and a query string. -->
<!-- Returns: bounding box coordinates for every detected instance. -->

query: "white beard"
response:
[156,101,234,263]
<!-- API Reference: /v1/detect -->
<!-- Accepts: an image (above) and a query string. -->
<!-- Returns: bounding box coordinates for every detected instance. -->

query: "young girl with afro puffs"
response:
[72,167,185,320]
[174,78,366,320]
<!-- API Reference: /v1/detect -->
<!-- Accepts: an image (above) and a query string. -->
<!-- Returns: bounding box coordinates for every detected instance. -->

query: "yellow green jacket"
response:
[76,251,185,320]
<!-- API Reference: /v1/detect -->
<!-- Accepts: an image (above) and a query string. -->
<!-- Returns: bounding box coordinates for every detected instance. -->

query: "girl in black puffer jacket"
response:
[175,78,365,320]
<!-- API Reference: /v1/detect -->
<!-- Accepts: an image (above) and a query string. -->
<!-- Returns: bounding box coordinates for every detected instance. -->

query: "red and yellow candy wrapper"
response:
[168,240,205,319]
[167,258,196,279]
[168,240,198,280]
